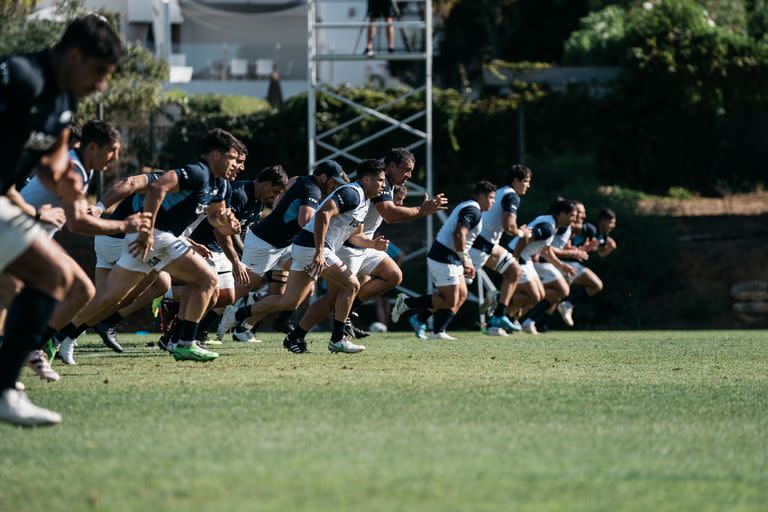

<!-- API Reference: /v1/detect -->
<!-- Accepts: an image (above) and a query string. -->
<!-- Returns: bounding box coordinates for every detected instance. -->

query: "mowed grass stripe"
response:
[1,331,766,511]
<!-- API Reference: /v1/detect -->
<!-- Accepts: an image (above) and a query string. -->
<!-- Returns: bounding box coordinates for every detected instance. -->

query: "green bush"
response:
[563,6,627,65]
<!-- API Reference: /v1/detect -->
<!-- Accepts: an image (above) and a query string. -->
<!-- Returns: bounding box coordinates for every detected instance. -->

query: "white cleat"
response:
[328,337,366,353]
[216,305,239,340]
[428,332,457,340]
[521,319,539,335]
[557,300,575,327]
[0,389,61,427]
[57,337,76,365]
[25,350,60,382]
[487,327,509,337]
[390,293,409,323]
[232,325,262,343]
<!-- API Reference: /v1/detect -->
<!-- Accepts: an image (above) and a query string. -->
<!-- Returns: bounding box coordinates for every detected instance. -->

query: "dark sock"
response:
[34,326,56,350]
[525,300,552,322]
[57,322,88,340]
[351,297,363,312]
[331,319,346,342]
[404,295,433,310]
[168,320,181,342]
[198,310,220,334]
[568,286,589,305]
[101,311,123,328]
[0,288,57,390]
[432,309,455,334]
[416,309,432,323]
[177,320,199,342]
[290,325,308,340]
[493,302,508,318]
[234,305,252,323]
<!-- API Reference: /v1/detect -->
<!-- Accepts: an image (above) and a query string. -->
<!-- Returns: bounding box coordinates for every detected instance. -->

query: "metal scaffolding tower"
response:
[307,0,435,293]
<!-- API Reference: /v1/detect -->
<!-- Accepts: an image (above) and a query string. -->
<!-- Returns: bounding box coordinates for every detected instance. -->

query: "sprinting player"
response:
[558,207,618,322]
[218,161,386,353]
[507,198,578,334]
[469,164,532,335]
[391,181,497,340]
[0,15,124,426]
[222,160,348,340]
[54,129,242,363]
[187,164,288,343]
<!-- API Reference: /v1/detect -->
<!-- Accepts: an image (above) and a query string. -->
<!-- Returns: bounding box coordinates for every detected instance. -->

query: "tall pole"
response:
[425,0,434,293]
[307,0,316,173]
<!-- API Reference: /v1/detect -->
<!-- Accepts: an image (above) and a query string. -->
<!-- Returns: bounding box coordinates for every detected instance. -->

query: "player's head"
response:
[393,184,407,206]
[573,201,586,229]
[68,122,82,149]
[255,164,289,207]
[510,164,532,196]
[80,120,121,172]
[357,159,386,199]
[231,139,248,179]
[598,208,616,233]
[313,160,348,194]
[548,197,577,228]
[53,15,125,99]
[383,148,415,186]
[201,128,240,179]
[472,180,497,212]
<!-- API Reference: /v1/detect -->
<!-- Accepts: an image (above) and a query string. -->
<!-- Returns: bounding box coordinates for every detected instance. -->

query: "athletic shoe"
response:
[43,339,57,363]
[522,319,539,335]
[57,337,76,365]
[480,290,499,317]
[508,319,522,332]
[157,332,172,352]
[25,350,60,382]
[0,389,61,427]
[390,293,409,323]
[94,322,123,353]
[489,315,519,333]
[172,343,218,362]
[344,318,370,339]
[232,325,262,343]
[283,335,308,354]
[558,301,575,327]
[487,327,509,337]
[217,305,239,340]
[409,316,428,340]
[328,337,365,353]
[364,48,374,58]
[428,332,457,340]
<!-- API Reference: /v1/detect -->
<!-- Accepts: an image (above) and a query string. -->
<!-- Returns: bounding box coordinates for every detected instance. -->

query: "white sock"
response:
[242,321,254,330]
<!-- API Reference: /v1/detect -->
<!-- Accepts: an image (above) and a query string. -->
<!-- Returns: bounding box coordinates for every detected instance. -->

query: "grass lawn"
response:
[1,330,767,511]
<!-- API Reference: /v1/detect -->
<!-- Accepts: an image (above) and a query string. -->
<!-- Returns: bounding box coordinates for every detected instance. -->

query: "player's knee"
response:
[593,277,604,293]
[218,289,235,307]
[155,272,173,295]
[72,272,96,302]
[386,265,403,286]
[347,275,361,295]
[504,263,521,281]
[200,268,218,291]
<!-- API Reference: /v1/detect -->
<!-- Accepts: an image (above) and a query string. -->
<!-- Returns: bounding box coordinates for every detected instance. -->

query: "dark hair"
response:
[54,15,125,64]
[234,139,248,157]
[510,164,532,182]
[598,208,616,221]
[393,184,407,196]
[80,120,120,148]
[383,148,415,167]
[68,122,81,149]
[548,197,577,216]
[473,180,497,196]
[357,159,386,179]
[257,165,288,189]
[201,128,239,155]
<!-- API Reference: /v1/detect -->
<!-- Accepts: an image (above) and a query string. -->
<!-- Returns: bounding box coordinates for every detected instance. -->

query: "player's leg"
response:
[483,246,522,333]
[321,260,364,353]
[560,266,603,323]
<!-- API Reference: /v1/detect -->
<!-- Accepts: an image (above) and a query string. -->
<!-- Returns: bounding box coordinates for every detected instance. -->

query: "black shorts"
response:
[368,0,395,18]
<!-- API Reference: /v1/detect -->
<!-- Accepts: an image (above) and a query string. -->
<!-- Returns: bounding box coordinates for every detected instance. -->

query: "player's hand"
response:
[186,238,213,259]
[606,237,617,251]
[227,209,241,235]
[573,249,589,261]
[309,250,326,277]
[463,262,476,279]
[518,224,532,239]
[234,261,251,286]
[561,264,577,277]
[419,192,448,215]
[87,204,103,217]
[38,204,66,228]
[129,231,153,260]
[371,236,389,251]
[123,212,152,234]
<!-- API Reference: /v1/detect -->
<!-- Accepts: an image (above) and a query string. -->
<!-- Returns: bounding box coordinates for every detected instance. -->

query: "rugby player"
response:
[391,181,496,340]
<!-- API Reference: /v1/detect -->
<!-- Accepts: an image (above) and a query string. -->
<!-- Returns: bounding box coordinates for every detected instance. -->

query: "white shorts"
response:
[242,230,291,276]
[290,244,343,274]
[517,260,540,285]
[0,196,46,272]
[207,251,235,289]
[469,246,517,275]
[336,245,388,277]
[560,261,587,284]
[469,247,491,270]
[534,262,565,284]
[94,235,125,269]
[116,229,190,274]
[427,258,464,288]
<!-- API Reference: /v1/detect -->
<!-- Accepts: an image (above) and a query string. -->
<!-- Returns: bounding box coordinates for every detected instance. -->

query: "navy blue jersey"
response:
[0,50,77,194]
[251,175,322,248]
[571,222,597,248]
[105,172,163,240]
[191,180,263,252]
[132,160,227,237]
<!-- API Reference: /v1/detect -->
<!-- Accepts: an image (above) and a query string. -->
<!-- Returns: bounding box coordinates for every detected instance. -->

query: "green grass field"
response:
[1,330,767,511]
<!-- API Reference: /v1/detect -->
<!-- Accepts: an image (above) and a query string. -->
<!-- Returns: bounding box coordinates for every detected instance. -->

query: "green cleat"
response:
[172,343,218,362]
[43,339,58,364]
[151,296,163,318]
